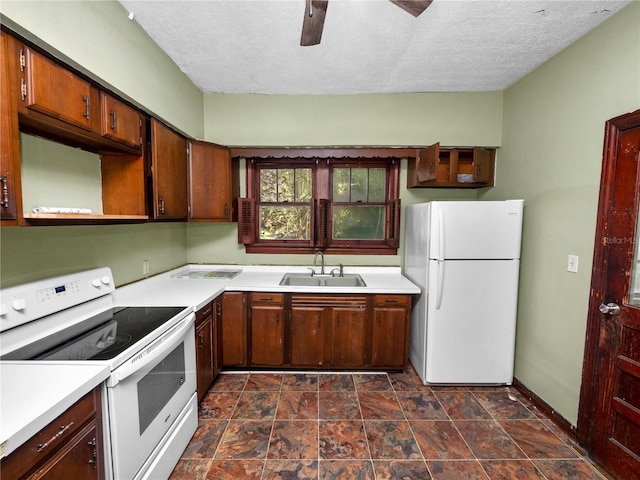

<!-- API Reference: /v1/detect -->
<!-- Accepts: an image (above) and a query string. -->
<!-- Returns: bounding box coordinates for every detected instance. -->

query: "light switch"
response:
[567,255,579,273]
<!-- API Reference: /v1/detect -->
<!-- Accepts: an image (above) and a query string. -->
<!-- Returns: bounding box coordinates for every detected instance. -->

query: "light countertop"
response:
[0,362,110,458]
[114,264,420,310]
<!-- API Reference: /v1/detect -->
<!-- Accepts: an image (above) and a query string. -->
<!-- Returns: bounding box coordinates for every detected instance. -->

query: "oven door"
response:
[105,313,196,480]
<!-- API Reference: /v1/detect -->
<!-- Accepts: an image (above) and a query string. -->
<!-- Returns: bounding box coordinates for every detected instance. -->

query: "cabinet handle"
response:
[317,313,321,327]
[37,422,74,452]
[159,197,166,215]
[1,175,9,209]
[88,437,97,467]
[385,298,399,303]
[110,110,117,131]
[224,203,229,217]
[82,96,90,120]
[198,332,204,348]
[260,297,272,301]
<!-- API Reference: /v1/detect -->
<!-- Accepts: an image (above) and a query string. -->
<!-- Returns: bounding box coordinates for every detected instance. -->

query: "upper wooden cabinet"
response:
[0,31,21,223]
[150,118,188,220]
[100,93,142,149]
[188,140,239,222]
[407,143,496,188]
[20,45,100,133]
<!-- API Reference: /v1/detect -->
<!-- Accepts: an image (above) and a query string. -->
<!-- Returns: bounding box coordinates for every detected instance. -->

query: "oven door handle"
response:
[109,313,195,387]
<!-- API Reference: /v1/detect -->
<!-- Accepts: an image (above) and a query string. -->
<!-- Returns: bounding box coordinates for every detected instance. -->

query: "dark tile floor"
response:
[169,368,607,480]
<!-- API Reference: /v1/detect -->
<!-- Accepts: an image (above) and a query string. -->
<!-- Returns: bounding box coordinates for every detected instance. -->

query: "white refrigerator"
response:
[404,200,524,385]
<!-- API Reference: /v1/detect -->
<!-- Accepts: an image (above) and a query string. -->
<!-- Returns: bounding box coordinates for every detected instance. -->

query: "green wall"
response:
[0,0,200,287]
[481,1,640,425]
[189,91,504,267]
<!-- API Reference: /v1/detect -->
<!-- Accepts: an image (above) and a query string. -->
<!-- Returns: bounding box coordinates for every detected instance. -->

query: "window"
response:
[238,156,400,255]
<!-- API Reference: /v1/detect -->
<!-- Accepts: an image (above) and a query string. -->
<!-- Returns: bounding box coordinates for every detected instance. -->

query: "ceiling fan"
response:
[300,0,433,46]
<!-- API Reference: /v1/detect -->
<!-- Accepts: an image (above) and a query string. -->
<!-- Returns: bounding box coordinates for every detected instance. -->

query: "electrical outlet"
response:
[143,260,150,275]
[567,255,579,273]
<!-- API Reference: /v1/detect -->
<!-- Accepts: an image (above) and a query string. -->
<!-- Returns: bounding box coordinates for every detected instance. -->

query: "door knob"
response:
[599,302,621,316]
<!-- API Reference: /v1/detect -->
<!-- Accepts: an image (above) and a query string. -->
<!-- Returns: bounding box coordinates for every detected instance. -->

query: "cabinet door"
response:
[331,307,367,367]
[212,296,223,378]
[473,147,493,184]
[195,313,214,402]
[151,118,188,220]
[416,143,439,182]
[290,306,327,366]
[28,421,101,480]
[250,305,285,366]
[1,31,20,222]
[221,292,247,367]
[100,93,142,149]
[22,46,99,132]
[189,141,237,221]
[371,306,409,368]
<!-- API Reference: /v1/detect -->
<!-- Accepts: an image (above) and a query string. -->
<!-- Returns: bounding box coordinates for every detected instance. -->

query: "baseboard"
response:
[512,377,577,440]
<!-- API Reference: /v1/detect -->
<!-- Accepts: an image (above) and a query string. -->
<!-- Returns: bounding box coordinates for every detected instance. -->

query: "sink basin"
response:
[279,273,366,287]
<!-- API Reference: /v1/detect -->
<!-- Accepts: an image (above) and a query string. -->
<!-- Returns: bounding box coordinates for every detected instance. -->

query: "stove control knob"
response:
[91,278,102,288]
[12,298,26,311]
[0,303,7,316]
[101,276,111,285]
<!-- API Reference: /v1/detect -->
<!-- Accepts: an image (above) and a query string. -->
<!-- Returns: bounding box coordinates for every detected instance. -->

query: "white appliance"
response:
[404,200,523,384]
[0,268,197,480]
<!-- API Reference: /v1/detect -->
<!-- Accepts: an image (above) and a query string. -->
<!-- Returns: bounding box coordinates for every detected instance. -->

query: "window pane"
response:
[333,205,385,240]
[260,169,277,202]
[369,168,386,202]
[260,205,310,240]
[351,168,368,202]
[277,169,295,202]
[295,168,312,202]
[333,168,350,202]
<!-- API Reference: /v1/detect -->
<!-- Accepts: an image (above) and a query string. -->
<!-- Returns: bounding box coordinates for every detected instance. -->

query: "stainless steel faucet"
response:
[313,251,325,275]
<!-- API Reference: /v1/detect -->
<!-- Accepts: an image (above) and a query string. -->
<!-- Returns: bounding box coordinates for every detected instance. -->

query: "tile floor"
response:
[169,368,607,480]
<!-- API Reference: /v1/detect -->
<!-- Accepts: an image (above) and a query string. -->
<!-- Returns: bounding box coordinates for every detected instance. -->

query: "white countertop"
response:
[115,264,420,310]
[0,362,110,458]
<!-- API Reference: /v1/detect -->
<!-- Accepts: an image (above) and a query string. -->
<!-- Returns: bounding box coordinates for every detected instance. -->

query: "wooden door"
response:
[250,304,284,366]
[189,140,235,221]
[371,305,408,368]
[221,292,247,367]
[290,305,327,366]
[0,31,20,223]
[578,109,640,480]
[150,118,188,220]
[331,307,367,367]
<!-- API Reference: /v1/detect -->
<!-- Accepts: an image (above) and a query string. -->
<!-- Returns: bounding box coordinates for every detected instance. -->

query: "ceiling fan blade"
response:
[390,0,433,17]
[300,0,329,46]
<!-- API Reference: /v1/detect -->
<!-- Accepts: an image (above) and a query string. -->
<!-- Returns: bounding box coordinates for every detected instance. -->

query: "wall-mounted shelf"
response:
[407,143,496,189]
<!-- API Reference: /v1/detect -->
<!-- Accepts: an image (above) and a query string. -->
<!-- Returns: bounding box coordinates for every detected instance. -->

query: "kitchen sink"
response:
[279,273,366,287]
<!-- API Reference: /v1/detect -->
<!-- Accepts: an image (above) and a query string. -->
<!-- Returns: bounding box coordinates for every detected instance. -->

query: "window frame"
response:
[240,153,401,255]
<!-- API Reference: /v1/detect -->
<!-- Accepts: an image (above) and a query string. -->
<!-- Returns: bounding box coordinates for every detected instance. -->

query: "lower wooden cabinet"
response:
[371,295,411,368]
[221,292,247,367]
[195,301,214,402]
[221,292,411,370]
[249,293,285,366]
[1,386,104,480]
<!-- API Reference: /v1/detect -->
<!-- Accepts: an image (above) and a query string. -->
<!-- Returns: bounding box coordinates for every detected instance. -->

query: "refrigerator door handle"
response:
[436,260,445,310]
[438,208,445,261]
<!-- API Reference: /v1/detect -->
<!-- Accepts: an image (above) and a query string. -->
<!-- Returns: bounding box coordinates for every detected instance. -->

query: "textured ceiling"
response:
[119,0,630,94]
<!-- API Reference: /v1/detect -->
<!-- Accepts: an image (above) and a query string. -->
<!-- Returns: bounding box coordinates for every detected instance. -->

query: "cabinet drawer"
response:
[1,388,98,480]
[250,293,284,304]
[374,295,410,306]
[195,301,214,325]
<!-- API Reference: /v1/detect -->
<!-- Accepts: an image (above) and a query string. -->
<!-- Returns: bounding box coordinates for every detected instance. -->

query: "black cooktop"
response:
[1,306,187,361]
